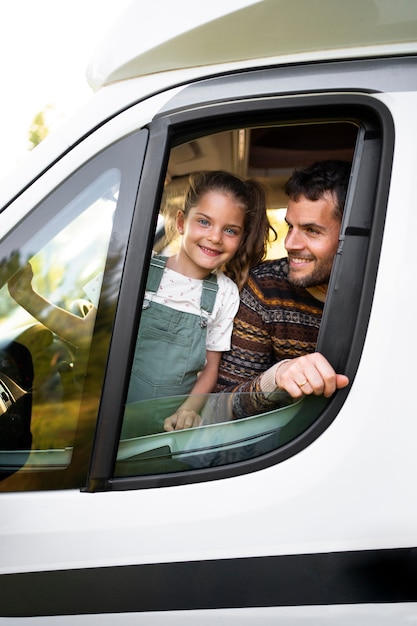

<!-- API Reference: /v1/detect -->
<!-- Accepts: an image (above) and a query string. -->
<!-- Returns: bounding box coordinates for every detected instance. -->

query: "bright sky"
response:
[0,0,131,179]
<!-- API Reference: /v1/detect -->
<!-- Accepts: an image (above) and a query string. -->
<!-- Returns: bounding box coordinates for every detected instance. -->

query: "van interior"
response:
[162,121,357,256]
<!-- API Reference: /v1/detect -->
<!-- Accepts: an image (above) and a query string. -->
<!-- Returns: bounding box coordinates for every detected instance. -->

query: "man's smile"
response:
[288,254,314,266]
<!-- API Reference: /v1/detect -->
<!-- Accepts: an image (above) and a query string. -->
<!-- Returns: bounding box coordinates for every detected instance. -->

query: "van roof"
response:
[87,0,417,91]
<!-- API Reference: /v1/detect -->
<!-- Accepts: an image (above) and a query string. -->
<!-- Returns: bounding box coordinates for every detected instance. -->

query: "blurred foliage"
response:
[27,105,53,150]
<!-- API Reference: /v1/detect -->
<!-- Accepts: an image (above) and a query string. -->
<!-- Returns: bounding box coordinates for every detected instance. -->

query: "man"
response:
[215,159,350,419]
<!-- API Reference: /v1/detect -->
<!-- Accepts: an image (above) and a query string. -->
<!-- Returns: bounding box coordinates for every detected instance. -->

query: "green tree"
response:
[28,105,53,150]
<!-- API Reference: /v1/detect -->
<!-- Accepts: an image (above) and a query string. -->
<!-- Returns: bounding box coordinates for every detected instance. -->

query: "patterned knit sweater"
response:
[215,258,324,418]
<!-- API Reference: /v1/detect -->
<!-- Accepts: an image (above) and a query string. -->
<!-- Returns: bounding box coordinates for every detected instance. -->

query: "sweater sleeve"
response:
[215,275,292,418]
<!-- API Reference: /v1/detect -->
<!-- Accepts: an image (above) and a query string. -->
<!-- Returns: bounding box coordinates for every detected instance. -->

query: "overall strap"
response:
[146,255,167,293]
[201,273,218,314]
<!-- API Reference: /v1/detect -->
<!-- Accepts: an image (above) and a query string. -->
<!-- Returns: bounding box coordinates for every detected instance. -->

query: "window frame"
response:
[84,92,394,492]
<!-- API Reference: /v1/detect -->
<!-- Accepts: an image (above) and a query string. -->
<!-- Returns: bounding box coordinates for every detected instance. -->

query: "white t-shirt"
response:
[145,267,239,352]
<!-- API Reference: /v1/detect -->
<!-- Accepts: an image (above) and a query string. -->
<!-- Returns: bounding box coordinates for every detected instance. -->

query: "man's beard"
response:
[287,256,333,288]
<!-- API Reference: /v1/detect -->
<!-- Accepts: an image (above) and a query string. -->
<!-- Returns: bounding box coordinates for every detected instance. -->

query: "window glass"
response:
[0,169,119,487]
[115,119,361,479]
[115,392,310,476]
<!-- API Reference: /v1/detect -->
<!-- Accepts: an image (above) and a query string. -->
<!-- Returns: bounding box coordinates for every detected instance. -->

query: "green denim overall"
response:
[123,256,218,436]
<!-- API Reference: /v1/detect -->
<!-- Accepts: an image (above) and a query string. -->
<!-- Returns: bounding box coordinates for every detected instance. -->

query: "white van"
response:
[1,1,417,623]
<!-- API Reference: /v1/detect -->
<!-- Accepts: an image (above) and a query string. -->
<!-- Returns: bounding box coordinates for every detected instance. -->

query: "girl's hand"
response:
[164,409,202,431]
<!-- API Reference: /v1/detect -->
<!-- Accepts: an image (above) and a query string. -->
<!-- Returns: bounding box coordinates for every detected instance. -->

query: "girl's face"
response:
[175,190,245,279]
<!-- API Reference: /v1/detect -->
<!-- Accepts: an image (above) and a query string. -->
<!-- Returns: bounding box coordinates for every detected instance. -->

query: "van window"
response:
[111,102,390,486]
[1,93,391,492]
[0,131,147,491]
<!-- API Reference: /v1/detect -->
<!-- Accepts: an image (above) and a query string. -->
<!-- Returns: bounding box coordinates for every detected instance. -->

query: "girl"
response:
[124,170,273,434]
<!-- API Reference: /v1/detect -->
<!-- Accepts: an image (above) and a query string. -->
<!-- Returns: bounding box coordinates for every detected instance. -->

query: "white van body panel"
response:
[2,605,417,626]
[1,605,417,625]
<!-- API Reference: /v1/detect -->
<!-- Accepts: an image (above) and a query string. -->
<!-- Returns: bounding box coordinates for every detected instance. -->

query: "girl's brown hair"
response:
[183,170,275,290]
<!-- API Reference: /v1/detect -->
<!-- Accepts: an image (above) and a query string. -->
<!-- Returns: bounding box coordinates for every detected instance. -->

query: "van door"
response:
[1,60,417,624]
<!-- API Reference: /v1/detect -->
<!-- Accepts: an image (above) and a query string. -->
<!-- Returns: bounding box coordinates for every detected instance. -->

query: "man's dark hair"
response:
[285,160,351,219]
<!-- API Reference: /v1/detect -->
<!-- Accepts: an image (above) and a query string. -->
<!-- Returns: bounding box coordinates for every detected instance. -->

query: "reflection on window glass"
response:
[0,169,120,487]
[116,392,314,476]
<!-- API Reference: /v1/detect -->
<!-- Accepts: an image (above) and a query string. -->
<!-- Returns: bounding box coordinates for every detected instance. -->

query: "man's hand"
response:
[164,408,202,432]
[275,352,349,399]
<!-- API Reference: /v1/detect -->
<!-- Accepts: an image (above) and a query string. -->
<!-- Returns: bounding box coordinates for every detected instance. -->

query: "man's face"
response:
[284,191,341,288]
